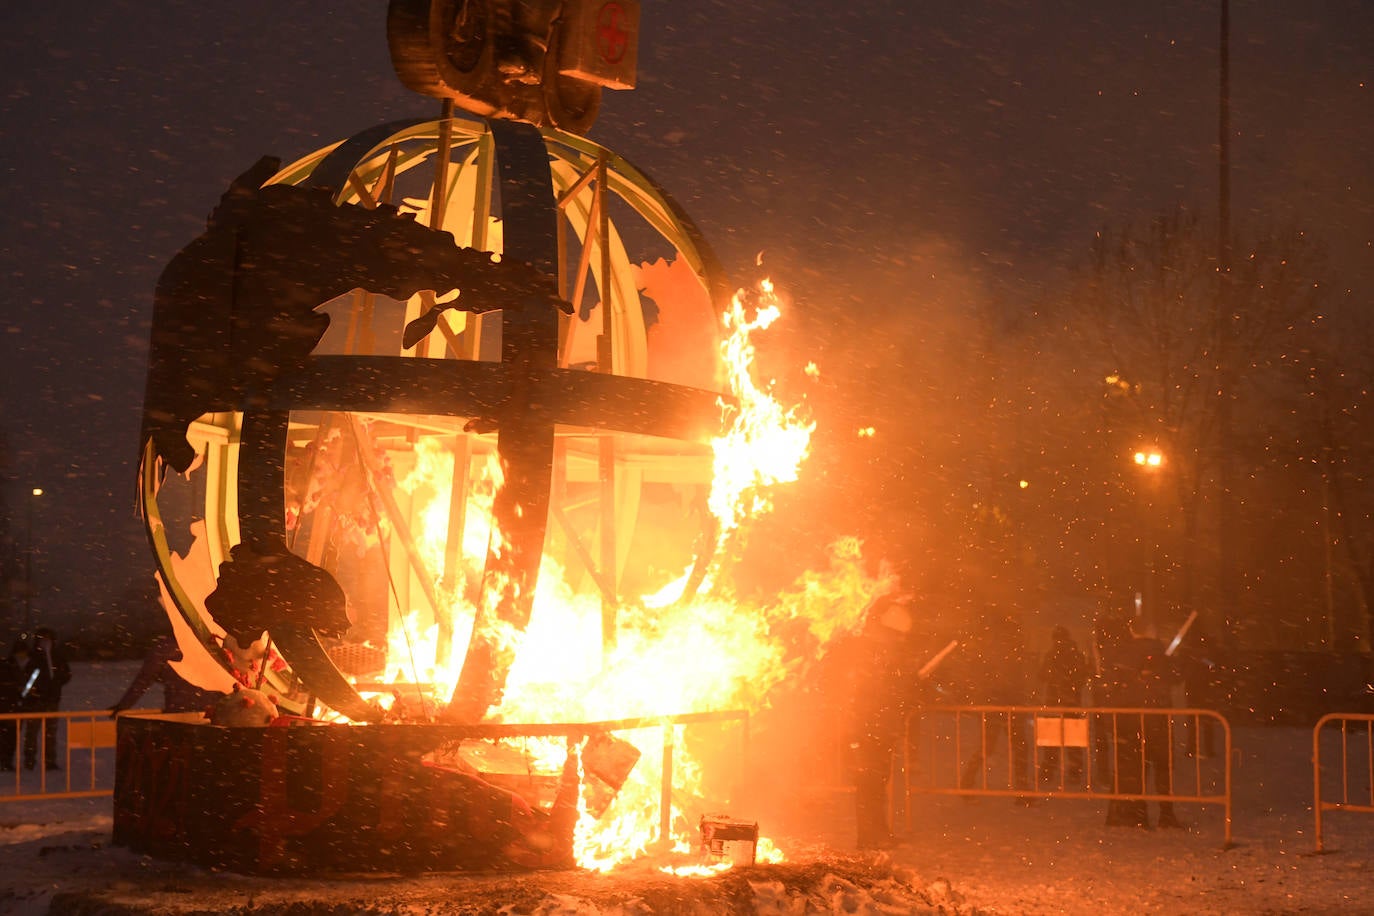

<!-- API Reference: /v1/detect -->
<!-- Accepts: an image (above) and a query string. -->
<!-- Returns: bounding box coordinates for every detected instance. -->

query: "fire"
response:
[353,275,880,871]
[708,278,815,556]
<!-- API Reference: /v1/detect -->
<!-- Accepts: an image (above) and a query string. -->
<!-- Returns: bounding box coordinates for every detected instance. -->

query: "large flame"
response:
[356,276,882,870]
[709,278,815,556]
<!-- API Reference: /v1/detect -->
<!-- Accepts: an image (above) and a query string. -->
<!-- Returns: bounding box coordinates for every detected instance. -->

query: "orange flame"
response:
[709,278,815,557]
[361,276,881,871]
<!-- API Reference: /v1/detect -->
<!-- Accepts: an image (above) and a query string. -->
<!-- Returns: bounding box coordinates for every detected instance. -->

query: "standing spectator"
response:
[21,627,71,770]
[1102,615,1183,828]
[1040,625,1088,706]
[0,636,29,771]
[958,605,1032,798]
[1176,615,1221,758]
[110,633,224,716]
[849,592,914,850]
[1037,625,1087,783]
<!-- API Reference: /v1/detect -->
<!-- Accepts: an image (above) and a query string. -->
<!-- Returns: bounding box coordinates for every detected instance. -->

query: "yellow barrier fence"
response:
[0,709,120,801]
[903,704,1233,846]
[1312,712,1374,853]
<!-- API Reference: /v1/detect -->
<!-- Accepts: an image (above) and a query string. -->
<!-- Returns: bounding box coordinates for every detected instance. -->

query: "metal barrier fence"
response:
[903,704,1233,846]
[0,709,119,801]
[1313,712,1374,853]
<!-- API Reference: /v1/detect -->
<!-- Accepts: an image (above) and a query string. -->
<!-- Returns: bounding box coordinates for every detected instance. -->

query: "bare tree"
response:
[1038,209,1324,643]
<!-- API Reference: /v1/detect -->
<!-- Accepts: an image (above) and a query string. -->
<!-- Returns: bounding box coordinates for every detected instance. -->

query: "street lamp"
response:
[1133,449,1164,470]
[24,486,42,632]
[1131,449,1164,636]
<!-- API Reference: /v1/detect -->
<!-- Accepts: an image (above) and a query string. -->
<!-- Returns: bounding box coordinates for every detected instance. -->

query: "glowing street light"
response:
[1130,449,1164,636]
[1133,449,1164,469]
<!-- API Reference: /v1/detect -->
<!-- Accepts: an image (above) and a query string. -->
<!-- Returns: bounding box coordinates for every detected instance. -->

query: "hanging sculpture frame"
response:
[139,114,733,724]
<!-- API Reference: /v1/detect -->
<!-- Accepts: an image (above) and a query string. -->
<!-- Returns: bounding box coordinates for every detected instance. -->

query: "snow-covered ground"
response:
[3,663,1372,914]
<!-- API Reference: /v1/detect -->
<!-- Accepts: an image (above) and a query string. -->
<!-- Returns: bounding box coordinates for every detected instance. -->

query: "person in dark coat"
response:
[110,633,223,716]
[1037,625,1088,784]
[1175,615,1222,758]
[0,636,29,770]
[20,627,71,770]
[1040,625,1087,706]
[1102,616,1183,828]
[849,592,914,849]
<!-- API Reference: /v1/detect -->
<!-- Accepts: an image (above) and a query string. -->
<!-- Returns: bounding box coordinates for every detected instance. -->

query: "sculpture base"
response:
[112,713,576,875]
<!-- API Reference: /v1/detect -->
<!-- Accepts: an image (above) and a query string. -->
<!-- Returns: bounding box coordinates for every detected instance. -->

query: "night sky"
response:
[1,1,1370,634]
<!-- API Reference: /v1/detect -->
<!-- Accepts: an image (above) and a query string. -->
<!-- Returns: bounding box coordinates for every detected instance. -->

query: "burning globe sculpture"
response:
[118,0,833,875]
[138,117,730,727]
[112,0,851,878]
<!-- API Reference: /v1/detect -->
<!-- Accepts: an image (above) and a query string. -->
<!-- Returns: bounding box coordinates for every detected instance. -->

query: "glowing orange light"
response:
[1133,449,1164,468]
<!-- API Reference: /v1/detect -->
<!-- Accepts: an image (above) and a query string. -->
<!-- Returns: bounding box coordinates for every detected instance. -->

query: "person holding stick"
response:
[20,627,71,771]
[850,591,915,850]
